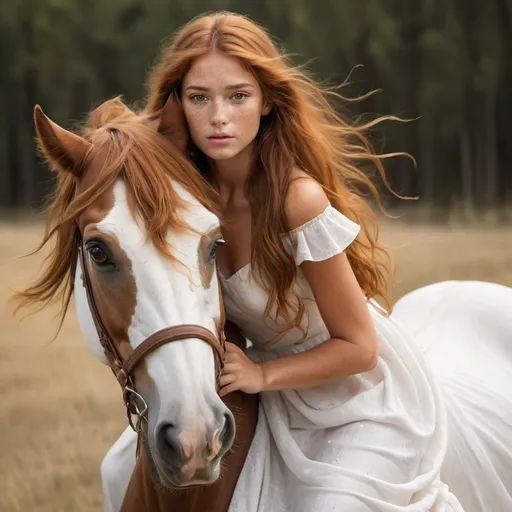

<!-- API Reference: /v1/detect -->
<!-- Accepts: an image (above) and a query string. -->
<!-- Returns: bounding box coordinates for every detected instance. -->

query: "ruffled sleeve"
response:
[281,205,360,265]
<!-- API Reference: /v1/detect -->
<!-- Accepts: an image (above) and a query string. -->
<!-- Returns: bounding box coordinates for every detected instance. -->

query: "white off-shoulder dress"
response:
[219,205,467,512]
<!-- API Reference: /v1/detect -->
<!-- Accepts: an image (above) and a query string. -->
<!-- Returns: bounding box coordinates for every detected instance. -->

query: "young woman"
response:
[143,11,510,512]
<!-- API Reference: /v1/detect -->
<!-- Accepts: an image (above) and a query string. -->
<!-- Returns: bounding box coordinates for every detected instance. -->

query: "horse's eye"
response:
[208,238,225,263]
[87,243,113,268]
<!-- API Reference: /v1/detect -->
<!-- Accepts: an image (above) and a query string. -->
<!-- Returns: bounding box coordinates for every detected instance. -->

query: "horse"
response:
[24,95,258,511]
[24,95,512,511]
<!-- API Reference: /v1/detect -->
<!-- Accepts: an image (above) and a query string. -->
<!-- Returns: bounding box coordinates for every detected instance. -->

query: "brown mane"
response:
[12,97,219,332]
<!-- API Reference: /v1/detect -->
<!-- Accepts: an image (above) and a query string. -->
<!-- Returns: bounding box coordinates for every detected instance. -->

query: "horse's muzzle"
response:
[153,408,236,486]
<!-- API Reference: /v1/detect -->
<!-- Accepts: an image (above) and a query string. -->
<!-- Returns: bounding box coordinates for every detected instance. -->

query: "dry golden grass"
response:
[1,220,511,511]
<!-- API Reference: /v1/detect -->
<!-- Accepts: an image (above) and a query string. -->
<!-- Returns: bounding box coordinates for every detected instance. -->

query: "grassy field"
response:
[1,220,511,512]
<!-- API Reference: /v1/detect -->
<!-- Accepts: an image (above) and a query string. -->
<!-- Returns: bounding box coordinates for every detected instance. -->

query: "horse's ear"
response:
[33,104,91,177]
[150,94,188,154]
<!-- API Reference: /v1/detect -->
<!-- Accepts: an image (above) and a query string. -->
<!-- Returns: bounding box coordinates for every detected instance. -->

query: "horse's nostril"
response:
[157,423,184,466]
[221,410,236,449]
[206,410,235,460]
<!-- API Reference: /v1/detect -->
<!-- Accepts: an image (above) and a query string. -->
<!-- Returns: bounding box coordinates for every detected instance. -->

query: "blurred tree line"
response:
[1,0,511,218]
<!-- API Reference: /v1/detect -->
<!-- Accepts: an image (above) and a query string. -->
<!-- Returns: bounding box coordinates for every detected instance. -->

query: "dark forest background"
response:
[2,0,511,220]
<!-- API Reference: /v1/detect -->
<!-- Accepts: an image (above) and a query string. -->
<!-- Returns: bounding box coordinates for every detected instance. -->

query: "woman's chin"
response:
[203,147,240,161]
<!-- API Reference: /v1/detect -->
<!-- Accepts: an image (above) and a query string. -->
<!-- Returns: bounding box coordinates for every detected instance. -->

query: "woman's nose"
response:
[210,102,228,127]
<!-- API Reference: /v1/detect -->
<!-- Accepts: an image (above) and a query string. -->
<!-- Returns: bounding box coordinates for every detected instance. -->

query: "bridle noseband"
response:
[77,236,226,433]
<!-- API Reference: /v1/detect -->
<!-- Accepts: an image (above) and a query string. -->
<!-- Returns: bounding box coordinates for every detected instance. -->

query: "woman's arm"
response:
[259,174,378,391]
[219,174,379,396]
[260,252,379,391]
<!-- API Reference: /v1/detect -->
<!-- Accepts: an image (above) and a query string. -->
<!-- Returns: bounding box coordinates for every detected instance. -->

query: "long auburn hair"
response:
[145,11,404,337]
[12,98,219,331]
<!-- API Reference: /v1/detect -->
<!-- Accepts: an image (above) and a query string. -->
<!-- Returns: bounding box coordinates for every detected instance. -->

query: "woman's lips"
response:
[208,135,234,144]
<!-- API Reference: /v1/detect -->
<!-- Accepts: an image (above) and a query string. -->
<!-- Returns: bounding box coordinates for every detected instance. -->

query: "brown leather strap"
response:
[78,243,123,372]
[77,235,226,393]
[123,324,225,377]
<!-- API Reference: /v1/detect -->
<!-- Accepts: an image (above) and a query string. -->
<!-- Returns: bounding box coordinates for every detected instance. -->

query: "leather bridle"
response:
[77,234,227,433]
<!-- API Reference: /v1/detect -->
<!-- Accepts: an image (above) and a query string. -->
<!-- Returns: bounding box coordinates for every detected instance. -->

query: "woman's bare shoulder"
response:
[284,168,329,231]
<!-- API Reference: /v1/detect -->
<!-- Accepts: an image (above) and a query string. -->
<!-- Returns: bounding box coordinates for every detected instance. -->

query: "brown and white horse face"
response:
[74,178,235,488]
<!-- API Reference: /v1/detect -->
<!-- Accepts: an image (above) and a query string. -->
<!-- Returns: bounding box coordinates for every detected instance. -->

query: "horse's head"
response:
[32,96,235,487]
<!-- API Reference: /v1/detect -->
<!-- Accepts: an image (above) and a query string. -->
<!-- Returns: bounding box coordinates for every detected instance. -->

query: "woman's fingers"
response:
[219,372,237,388]
[219,382,239,397]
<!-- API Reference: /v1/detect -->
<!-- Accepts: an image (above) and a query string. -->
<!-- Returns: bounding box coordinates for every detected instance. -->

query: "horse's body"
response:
[23,97,512,511]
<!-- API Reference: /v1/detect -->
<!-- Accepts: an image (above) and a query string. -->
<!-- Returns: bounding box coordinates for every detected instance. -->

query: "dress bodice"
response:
[219,205,361,354]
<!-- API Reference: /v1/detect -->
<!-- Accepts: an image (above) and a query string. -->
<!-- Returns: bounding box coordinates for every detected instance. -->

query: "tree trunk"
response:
[399,3,423,202]
[484,90,498,211]
[457,0,484,214]
[15,13,38,210]
[495,0,512,207]
[420,107,435,213]
[0,79,10,210]
[14,93,35,210]
[459,127,474,216]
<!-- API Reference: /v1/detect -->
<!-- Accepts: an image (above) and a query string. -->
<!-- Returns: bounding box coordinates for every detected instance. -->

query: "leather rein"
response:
[76,234,227,433]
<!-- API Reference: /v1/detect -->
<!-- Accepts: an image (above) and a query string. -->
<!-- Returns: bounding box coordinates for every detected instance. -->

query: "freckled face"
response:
[181,52,271,162]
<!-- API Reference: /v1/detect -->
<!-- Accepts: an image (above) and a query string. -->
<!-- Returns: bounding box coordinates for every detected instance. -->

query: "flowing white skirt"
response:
[228,281,512,512]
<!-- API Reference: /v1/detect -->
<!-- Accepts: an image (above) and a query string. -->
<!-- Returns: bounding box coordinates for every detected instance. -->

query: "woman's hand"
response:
[219,342,265,397]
